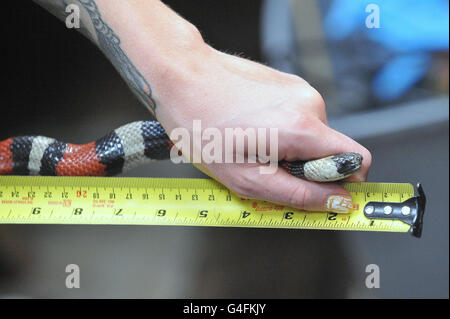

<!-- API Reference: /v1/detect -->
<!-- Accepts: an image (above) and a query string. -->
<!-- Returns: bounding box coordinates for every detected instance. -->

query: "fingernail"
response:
[325,195,354,214]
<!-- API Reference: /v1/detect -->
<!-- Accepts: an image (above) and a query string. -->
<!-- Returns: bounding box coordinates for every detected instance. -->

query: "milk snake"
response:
[0,121,362,182]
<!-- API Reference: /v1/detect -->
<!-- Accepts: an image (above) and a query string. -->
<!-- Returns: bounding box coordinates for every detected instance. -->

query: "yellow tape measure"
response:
[0,176,426,237]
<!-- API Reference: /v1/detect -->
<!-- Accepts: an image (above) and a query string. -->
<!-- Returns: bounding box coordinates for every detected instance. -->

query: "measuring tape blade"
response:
[0,176,426,237]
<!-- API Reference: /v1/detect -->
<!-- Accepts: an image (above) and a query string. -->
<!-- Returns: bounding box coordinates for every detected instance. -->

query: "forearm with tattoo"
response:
[33,0,156,114]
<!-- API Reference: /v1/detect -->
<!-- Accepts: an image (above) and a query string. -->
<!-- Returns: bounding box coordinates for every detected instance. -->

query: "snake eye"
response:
[347,152,363,166]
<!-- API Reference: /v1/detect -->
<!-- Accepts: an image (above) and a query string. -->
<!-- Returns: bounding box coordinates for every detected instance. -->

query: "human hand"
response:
[155,47,372,214]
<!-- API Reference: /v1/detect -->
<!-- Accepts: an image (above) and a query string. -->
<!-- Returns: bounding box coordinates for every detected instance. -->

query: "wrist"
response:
[146,31,216,130]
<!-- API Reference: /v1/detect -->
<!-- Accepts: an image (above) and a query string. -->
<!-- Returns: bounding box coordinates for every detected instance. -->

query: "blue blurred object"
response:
[372,53,432,100]
[323,0,449,100]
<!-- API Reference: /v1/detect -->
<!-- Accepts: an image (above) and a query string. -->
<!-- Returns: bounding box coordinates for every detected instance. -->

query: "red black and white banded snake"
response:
[0,121,362,182]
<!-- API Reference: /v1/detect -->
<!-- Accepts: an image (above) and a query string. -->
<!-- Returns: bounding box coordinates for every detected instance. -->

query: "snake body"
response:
[0,121,362,181]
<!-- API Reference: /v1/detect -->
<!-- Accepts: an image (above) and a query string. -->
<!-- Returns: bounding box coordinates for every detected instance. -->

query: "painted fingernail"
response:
[325,195,354,214]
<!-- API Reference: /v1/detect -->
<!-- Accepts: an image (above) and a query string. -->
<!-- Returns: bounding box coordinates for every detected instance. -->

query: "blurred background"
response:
[0,0,448,298]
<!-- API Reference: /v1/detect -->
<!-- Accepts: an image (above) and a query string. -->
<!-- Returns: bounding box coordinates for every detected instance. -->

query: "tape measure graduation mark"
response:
[0,176,426,237]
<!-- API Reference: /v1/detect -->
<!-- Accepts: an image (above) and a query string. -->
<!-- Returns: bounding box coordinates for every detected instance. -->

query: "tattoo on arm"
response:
[33,0,157,114]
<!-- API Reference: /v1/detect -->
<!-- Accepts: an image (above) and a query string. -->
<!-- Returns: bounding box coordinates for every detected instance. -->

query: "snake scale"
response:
[0,121,362,182]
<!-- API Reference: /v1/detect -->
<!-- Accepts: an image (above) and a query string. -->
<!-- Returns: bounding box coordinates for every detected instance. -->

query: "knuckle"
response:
[228,173,256,198]
[288,183,311,209]
[306,86,325,106]
[297,85,325,108]
[314,94,327,114]
[288,83,327,120]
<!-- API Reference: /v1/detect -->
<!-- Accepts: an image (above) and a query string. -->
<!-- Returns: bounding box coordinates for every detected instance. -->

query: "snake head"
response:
[331,152,363,177]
